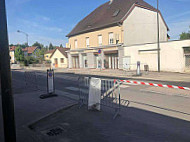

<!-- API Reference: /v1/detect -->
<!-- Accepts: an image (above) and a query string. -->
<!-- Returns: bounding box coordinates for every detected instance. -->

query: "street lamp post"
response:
[17,30,29,65]
[157,0,161,72]
[17,30,29,46]
[0,0,17,142]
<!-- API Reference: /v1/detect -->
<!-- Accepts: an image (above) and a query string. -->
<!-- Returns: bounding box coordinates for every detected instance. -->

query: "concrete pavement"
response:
[0,89,77,142]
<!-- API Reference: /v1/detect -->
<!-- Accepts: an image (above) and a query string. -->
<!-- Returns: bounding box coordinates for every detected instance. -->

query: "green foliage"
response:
[49,43,55,50]
[15,46,24,61]
[60,44,63,48]
[180,26,190,40]
[24,56,39,66]
[18,43,28,49]
[32,41,44,49]
[34,48,47,63]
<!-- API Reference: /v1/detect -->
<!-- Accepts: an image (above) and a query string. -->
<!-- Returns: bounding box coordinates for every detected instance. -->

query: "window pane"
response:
[86,37,89,47]
[61,58,64,63]
[109,33,114,44]
[75,40,77,48]
[98,35,102,45]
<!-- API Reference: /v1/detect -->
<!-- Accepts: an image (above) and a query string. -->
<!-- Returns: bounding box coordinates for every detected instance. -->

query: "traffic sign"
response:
[98,49,101,54]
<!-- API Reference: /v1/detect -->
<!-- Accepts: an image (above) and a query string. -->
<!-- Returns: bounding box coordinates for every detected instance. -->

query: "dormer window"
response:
[112,9,120,17]
[87,25,92,28]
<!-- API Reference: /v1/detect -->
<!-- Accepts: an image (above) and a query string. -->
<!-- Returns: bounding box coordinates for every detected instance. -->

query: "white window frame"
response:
[98,35,102,46]
[109,32,114,45]
[74,40,78,48]
[86,37,90,48]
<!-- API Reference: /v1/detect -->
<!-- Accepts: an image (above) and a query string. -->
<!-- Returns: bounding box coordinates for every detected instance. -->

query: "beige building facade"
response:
[9,46,17,64]
[44,49,55,61]
[67,0,169,70]
[122,40,190,72]
[50,47,69,68]
[10,50,16,64]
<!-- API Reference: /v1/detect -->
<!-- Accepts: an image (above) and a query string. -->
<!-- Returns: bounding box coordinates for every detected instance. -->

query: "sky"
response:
[5,0,190,46]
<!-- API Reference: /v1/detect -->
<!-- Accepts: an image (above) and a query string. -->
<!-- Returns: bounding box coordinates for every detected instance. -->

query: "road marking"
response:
[65,87,79,91]
[120,85,130,88]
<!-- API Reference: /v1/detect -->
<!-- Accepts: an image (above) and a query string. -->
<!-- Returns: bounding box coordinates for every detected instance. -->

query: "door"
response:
[73,56,79,68]
[185,55,190,68]
[123,56,131,70]
[54,58,58,68]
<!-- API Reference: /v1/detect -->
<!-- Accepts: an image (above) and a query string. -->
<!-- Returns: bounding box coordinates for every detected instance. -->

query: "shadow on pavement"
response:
[28,104,190,142]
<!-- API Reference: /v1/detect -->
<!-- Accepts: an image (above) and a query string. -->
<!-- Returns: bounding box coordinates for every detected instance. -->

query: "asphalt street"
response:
[11,70,190,121]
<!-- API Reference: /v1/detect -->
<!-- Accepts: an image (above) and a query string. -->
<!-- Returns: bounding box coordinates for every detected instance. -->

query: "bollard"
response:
[40,69,58,99]
[136,61,141,76]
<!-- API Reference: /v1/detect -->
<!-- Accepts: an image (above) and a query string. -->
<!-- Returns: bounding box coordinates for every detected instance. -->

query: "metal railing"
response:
[24,71,39,91]
[78,76,124,119]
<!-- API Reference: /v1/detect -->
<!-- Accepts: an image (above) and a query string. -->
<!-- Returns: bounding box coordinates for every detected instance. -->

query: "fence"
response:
[24,71,47,93]
[24,71,39,91]
[78,76,125,119]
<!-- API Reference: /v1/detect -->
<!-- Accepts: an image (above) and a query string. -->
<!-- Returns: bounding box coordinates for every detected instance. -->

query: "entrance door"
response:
[73,56,79,68]
[108,55,118,69]
[54,58,58,68]
[123,56,131,70]
[185,55,190,68]
[95,55,101,68]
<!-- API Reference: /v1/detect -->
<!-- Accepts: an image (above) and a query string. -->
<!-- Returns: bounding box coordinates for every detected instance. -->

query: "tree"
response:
[32,41,44,49]
[60,44,63,48]
[17,43,28,49]
[49,43,55,50]
[180,26,190,40]
[34,48,46,63]
[15,46,24,62]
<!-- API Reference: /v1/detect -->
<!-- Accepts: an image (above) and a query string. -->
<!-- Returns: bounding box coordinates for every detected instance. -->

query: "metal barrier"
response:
[78,76,122,119]
[78,76,90,107]
[24,71,39,91]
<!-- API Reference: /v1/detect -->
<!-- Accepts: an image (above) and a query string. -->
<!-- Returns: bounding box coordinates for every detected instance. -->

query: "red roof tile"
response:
[9,46,17,51]
[22,46,38,54]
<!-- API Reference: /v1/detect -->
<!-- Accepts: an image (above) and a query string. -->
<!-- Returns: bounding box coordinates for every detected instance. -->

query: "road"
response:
[11,69,190,121]
[3,69,190,141]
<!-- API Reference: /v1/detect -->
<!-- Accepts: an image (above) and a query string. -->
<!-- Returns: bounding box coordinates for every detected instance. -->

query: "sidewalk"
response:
[0,90,77,142]
[28,101,190,142]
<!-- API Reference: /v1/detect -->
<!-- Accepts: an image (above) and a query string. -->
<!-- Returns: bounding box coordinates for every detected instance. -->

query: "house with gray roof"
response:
[67,0,169,69]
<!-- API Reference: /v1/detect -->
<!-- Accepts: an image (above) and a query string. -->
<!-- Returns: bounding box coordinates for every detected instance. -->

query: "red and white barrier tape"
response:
[118,80,190,91]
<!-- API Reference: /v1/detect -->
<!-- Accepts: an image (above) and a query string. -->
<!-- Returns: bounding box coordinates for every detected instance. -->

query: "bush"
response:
[24,56,39,66]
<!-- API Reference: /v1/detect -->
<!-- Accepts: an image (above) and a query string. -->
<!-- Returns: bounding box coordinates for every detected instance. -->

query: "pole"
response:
[26,34,29,46]
[157,0,160,72]
[0,0,17,141]
[17,30,29,46]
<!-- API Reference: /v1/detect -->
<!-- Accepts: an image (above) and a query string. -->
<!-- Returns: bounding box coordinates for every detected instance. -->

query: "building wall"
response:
[123,40,190,72]
[44,53,52,61]
[123,6,168,46]
[68,26,123,50]
[10,51,15,63]
[50,50,68,68]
